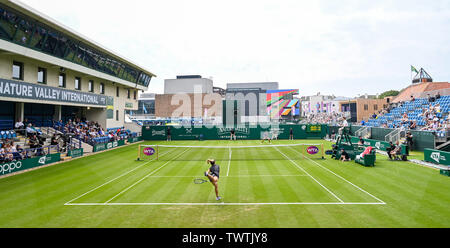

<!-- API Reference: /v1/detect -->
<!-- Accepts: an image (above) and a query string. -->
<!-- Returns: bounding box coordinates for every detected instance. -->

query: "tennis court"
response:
[65,141,384,206]
[1,139,449,228]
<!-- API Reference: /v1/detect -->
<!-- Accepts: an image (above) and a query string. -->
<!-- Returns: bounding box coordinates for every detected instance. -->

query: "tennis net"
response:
[137,144,324,161]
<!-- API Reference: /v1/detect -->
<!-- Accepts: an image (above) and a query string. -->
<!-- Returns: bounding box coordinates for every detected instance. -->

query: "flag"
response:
[142,102,148,114]
[411,65,419,74]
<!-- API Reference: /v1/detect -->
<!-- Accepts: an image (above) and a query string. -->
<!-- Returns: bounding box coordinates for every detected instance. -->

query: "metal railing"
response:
[355,126,371,139]
[385,128,406,143]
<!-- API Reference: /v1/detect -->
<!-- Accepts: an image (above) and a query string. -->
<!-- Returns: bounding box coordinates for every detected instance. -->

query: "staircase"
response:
[39,126,93,153]
[355,126,371,139]
[72,136,93,153]
[385,128,406,144]
[124,118,143,133]
[60,153,72,161]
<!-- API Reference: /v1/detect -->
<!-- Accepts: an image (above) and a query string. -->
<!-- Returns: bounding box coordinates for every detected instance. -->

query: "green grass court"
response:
[0,140,449,228]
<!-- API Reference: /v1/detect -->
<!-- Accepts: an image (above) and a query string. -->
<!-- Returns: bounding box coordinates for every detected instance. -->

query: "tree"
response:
[378,90,399,99]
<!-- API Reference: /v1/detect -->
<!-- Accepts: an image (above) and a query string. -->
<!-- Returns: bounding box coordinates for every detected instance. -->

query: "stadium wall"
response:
[0,51,139,128]
[154,93,223,118]
[142,124,327,140]
[328,125,435,151]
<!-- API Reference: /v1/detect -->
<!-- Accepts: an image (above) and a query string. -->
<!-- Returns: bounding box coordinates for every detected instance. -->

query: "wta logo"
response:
[306,146,319,155]
[143,147,155,156]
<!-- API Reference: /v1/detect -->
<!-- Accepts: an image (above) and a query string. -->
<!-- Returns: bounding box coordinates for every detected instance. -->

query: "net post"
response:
[137,144,141,161]
[321,143,325,159]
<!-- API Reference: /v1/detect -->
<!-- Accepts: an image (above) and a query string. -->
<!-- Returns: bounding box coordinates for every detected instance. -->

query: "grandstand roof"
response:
[1,0,156,89]
[392,82,450,103]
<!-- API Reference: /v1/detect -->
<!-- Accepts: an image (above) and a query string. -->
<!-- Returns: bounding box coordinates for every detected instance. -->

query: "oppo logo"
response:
[0,161,22,175]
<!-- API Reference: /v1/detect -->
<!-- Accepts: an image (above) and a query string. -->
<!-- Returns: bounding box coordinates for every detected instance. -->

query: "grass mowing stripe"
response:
[104,148,191,204]
[287,146,386,204]
[274,146,344,203]
[64,150,172,205]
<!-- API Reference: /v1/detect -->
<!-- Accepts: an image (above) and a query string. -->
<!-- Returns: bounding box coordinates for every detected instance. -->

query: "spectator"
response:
[386,142,395,160]
[339,149,350,162]
[50,134,59,146]
[390,141,402,160]
[406,132,414,149]
[28,134,40,149]
[25,123,42,137]
[15,119,24,134]
[358,136,365,146]
[410,121,417,130]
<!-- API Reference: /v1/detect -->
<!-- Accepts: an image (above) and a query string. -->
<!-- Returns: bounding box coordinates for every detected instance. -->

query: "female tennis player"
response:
[205,159,221,201]
[261,131,271,144]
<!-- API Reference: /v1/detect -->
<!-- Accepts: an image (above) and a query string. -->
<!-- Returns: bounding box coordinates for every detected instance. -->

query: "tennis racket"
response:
[194,178,208,184]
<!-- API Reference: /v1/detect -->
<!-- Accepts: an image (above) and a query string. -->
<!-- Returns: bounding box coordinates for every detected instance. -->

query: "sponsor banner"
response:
[0,153,61,176]
[93,140,126,152]
[0,78,107,106]
[217,127,251,139]
[68,148,84,158]
[142,125,328,141]
[424,149,450,166]
[306,125,322,133]
[127,136,143,143]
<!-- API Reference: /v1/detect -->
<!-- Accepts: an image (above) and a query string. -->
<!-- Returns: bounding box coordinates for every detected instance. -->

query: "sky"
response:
[19,0,450,97]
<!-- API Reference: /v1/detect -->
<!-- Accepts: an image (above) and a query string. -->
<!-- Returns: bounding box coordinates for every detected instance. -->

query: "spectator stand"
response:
[0,144,59,164]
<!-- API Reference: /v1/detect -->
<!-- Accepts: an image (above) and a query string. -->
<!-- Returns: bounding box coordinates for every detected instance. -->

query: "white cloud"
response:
[19,0,450,97]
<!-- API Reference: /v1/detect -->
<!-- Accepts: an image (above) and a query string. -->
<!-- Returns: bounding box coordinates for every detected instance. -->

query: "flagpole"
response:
[410,65,413,83]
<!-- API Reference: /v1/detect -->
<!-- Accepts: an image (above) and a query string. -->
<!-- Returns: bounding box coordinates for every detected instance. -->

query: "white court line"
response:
[103,148,191,204]
[64,150,172,205]
[226,147,231,177]
[147,175,309,178]
[287,146,386,204]
[275,147,344,203]
[65,202,386,206]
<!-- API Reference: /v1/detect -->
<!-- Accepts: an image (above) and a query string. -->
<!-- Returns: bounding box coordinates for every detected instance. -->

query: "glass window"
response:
[133,90,137,100]
[37,67,46,84]
[59,73,66,88]
[100,83,105,94]
[13,18,33,45]
[116,86,120,97]
[75,77,81,90]
[0,4,152,87]
[364,104,368,111]
[127,89,130,99]
[88,80,94,92]
[116,110,119,121]
[12,61,23,80]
